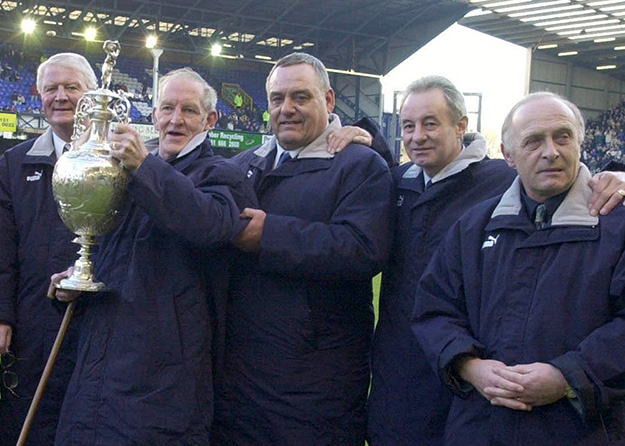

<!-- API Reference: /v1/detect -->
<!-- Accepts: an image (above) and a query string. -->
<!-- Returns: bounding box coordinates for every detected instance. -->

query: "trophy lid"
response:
[70,40,130,144]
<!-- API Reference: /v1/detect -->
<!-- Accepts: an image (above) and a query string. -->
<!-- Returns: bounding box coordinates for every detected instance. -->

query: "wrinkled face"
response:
[153,77,216,159]
[267,64,335,150]
[400,89,467,177]
[503,97,581,203]
[40,65,88,137]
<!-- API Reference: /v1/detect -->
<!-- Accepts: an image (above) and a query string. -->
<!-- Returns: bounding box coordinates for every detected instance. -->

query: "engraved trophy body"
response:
[52,41,130,291]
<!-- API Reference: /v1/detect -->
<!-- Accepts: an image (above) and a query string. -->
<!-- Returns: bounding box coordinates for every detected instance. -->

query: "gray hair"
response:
[158,67,217,113]
[501,92,585,155]
[266,52,331,92]
[400,75,467,124]
[37,53,98,93]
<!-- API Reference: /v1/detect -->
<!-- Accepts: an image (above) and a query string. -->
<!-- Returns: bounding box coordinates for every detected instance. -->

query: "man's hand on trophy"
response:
[110,123,148,173]
[49,268,81,302]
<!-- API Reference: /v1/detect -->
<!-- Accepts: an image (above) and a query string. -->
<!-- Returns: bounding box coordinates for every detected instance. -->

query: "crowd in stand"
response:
[217,104,270,133]
[0,46,24,83]
[582,100,625,172]
[0,43,273,133]
[0,44,44,114]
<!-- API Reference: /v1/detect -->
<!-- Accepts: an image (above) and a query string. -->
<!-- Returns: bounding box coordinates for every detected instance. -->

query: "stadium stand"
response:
[0,43,271,132]
[0,45,40,114]
[4,41,625,168]
[581,101,625,173]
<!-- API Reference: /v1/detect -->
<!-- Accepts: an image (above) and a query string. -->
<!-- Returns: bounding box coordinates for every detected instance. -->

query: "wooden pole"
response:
[16,301,76,446]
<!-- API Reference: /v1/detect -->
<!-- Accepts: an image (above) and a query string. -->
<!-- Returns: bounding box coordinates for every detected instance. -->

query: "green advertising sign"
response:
[129,124,269,157]
[208,129,268,152]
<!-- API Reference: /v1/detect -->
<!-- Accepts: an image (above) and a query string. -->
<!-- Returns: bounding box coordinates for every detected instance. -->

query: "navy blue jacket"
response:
[212,117,393,445]
[55,139,254,446]
[413,166,625,445]
[0,130,80,446]
[367,134,516,445]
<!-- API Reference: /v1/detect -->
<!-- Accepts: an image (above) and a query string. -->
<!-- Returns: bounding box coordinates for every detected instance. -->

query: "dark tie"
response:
[63,143,70,153]
[425,179,432,189]
[535,204,547,230]
[277,151,292,167]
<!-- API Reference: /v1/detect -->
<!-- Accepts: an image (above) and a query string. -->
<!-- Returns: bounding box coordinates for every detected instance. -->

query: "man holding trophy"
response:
[51,65,255,444]
[0,53,98,446]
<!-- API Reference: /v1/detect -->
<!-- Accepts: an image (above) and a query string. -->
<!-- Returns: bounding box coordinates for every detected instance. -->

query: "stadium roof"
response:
[0,0,470,76]
[459,0,625,80]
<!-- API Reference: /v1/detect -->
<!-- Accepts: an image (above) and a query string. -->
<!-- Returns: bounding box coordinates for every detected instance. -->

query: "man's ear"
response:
[204,110,218,131]
[501,143,515,168]
[152,107,159,130]
[456,116,468,138]
[325,88,336,114]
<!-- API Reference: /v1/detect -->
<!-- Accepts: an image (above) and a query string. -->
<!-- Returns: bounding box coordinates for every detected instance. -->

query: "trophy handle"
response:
[71,95,95,143]
[109,95,131,125]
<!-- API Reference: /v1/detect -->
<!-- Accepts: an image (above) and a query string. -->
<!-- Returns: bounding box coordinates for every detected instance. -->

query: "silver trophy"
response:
[52,40,130,291]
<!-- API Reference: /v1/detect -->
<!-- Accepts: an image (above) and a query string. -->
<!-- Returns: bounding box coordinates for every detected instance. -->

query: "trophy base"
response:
[54,234,106,292]
[57,276,106,292]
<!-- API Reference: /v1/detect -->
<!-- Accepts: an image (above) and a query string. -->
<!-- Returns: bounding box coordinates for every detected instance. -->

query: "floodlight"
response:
[21,18,36,34]
[211,43,222,56]
[146,35,157,49]
[85,27,97,42]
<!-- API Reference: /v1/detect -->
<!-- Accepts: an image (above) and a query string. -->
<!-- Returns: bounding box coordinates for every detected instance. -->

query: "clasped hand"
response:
[457,357,568,412]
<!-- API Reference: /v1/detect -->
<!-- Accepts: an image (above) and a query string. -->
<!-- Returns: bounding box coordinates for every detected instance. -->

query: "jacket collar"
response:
[491,163,598,227]
[26,128,55,157]
[401,132,487,185]
[155,137,211,176]
[253,113,341,160]
[167,131,208,159]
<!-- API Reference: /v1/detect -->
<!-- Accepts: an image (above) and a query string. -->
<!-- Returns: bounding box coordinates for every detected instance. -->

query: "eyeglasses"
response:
[0,352,32,400]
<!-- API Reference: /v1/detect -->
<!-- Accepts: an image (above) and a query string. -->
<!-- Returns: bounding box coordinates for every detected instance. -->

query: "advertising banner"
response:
[0,113,17,132]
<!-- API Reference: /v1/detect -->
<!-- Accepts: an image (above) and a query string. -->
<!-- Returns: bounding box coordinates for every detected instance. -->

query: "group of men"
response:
[366,78,625,446]
[1,47,625,446]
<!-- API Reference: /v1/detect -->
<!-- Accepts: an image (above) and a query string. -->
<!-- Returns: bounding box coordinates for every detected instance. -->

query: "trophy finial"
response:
[101,40,121,90]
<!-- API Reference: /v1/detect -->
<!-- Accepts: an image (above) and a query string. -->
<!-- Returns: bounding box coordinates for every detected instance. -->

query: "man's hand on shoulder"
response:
[326,126,372,154]
[588,171,625,216]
